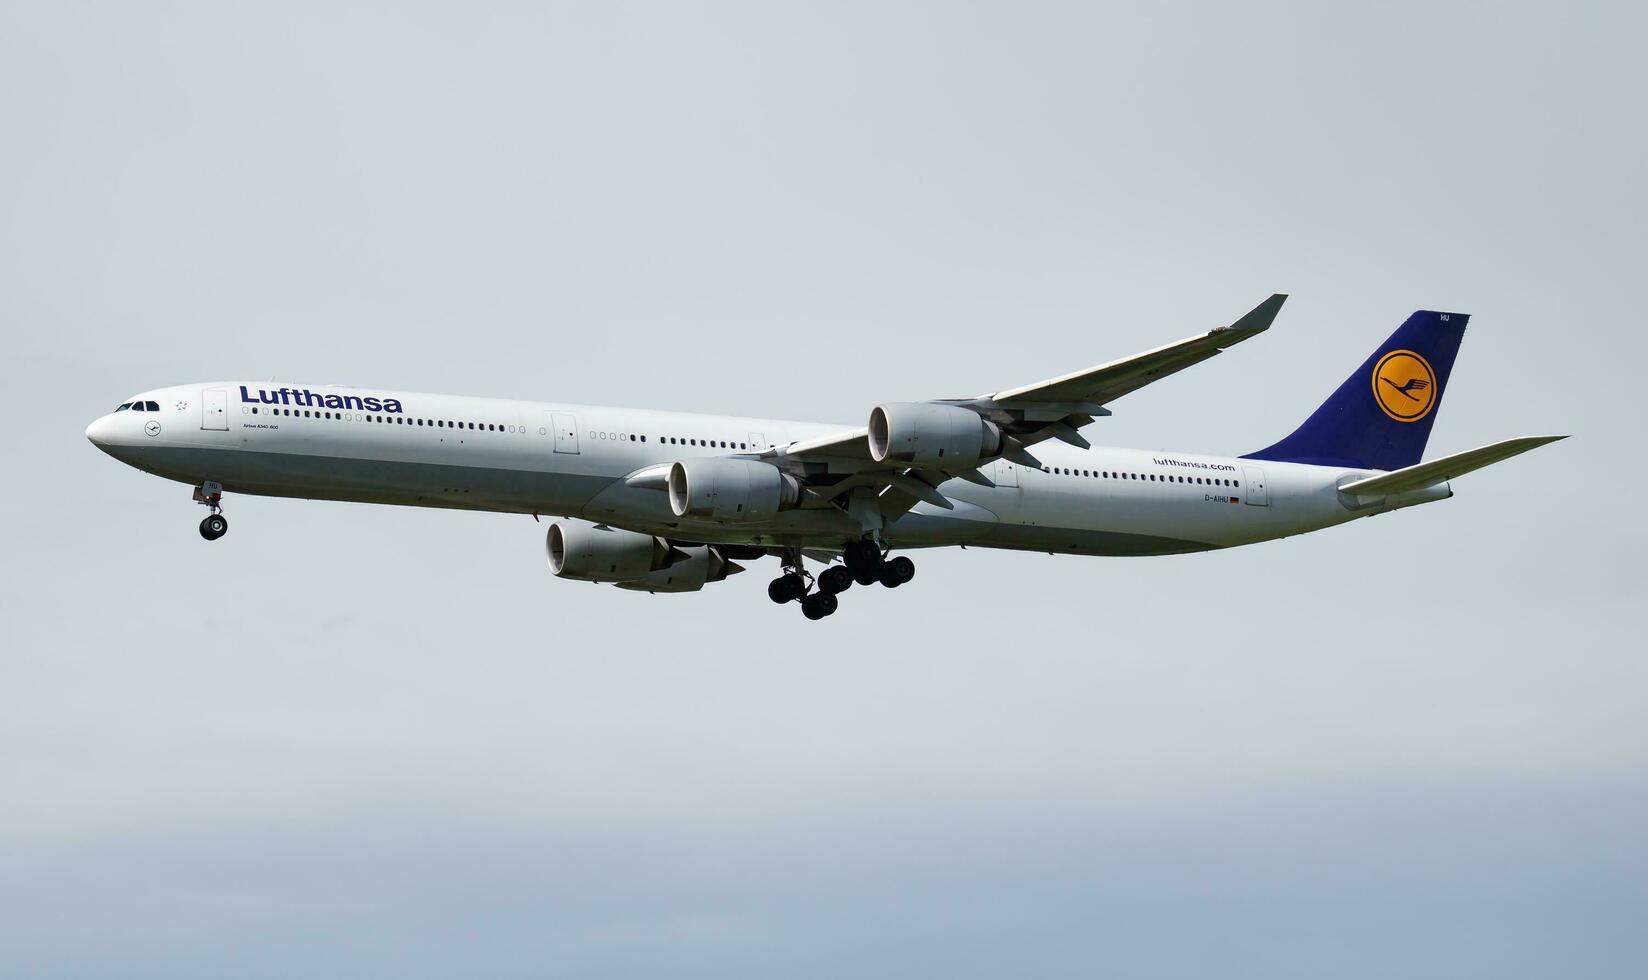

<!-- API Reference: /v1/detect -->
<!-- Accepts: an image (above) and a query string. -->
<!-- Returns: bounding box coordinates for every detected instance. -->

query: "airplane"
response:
[85,295,1565,620]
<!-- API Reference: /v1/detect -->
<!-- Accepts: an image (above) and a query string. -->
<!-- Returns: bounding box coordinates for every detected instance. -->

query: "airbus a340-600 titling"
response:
[87,296,1564,619]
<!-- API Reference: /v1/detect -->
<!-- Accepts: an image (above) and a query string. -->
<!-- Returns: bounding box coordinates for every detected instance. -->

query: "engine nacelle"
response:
[546,518,671,582]
[868,402,1002,468]
[668,458,800,521]
[614,546,744,593]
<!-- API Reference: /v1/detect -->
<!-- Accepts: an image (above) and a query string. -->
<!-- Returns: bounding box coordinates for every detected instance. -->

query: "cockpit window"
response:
[131,402,147,412]
[115,403,131,412]
[144,400,160,411]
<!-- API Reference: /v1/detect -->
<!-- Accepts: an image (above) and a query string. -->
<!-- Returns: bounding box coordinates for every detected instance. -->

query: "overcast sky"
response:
[2,2,1645,977]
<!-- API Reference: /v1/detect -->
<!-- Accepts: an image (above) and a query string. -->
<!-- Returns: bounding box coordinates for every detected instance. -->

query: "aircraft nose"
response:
[86,414,114,446]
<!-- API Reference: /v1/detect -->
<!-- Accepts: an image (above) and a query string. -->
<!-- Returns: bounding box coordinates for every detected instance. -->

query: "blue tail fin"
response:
[1242,310,1468,471]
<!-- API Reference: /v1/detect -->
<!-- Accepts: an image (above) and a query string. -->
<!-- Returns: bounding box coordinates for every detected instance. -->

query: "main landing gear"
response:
[766,539,917,621]
[194,481,228,541]
[768,549,836,618]
[843,539,916,589]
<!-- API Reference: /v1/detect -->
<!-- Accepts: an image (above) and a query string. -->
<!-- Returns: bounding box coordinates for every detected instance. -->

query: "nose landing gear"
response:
[194,481,228,541]
[199,513,228,541]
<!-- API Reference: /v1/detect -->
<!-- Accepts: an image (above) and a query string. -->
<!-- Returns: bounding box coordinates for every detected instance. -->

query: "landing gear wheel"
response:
[879,555,915,587]
[800,591,838,620]
[843,539,882,576]
[848,548,883,587]
[818,565,853,595]
[767,574,805,604]
[199,513,228,541]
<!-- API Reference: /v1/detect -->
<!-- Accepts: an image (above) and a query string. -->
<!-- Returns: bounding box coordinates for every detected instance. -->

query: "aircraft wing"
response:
[762,294,1287,520]
[774,293,1287,468]
[1337,436,1568,496]
[981,292,1287,408]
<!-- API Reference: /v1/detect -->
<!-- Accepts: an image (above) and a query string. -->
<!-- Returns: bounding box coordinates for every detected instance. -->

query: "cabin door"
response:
[1242,466,1269,506]
[201,388,229,430]
[550,413,580,454]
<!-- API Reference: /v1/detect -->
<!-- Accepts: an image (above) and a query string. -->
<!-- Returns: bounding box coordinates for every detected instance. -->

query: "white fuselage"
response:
[85,382,1450,556]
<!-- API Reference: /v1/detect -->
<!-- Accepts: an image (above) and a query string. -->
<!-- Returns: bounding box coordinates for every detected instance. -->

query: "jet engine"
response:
[868,402,1002,468]
[668,458,800,521]
[546,518,672,582]
[614,545,745,593]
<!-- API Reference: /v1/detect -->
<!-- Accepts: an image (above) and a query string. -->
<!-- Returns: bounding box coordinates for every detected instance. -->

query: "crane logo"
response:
[1372,349,1437,422]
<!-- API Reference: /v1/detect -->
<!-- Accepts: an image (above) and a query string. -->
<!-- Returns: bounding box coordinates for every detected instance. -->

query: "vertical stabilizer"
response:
[1243,310,1468,471]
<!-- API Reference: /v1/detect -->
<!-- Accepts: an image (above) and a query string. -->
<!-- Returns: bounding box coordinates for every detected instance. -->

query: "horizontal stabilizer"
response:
[1338,436,1567,496]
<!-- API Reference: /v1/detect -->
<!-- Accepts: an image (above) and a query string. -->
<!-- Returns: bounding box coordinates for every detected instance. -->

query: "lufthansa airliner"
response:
[86,296,1563,619]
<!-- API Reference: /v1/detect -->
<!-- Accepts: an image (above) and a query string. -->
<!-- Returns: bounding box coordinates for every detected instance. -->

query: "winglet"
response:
[1221,293,1288,338]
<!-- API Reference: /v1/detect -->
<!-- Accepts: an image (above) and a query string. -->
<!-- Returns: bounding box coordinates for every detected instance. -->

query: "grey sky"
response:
[3,1,1645,977]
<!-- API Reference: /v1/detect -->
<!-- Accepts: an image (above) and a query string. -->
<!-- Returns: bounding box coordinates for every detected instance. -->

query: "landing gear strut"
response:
[194,481,227,541]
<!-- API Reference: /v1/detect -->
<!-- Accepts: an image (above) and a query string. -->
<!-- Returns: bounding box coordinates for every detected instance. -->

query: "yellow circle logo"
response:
[1372,349,1436,422]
